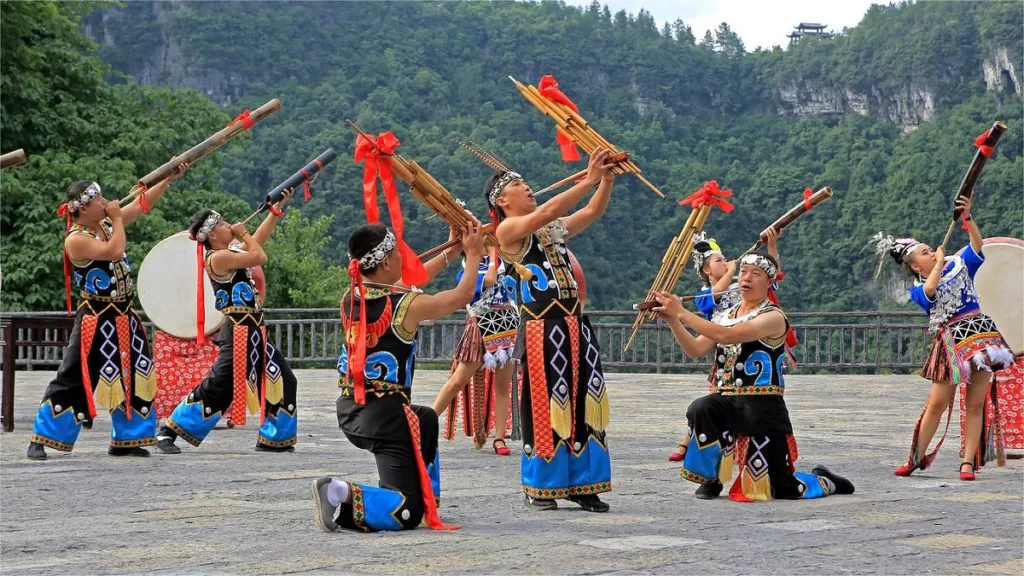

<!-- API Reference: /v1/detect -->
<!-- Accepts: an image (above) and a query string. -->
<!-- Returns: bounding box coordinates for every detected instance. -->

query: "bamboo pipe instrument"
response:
[0,149,27,170]
[534,151,631,196]
[937,121,1007,251]
[742,187,834,254]
[418,223,496,260]
[633,288,741,311]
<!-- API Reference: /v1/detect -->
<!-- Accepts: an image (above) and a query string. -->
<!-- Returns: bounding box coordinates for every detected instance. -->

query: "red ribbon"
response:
[678,180,735,213]
[353,131,428,286]
[299,168,313,202]
[802,188,814,211]
[975,128,994,158]
[960,211,970,231]
[268,204,284,217]
[194,240,208,346]
[57,204,73,315]
[538,75,582,162]
[138,183,151,214]
[228,110,254,130]
[344,260,368,406]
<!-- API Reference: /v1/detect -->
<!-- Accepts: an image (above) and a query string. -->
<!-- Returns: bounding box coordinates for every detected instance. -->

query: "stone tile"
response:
[578,535,707,551]
[906,534,1002,548]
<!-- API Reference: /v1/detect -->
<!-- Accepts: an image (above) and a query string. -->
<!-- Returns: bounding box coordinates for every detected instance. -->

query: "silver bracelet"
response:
[441,250,450,267]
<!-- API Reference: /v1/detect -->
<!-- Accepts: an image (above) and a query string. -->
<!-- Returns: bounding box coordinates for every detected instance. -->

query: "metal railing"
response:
[2,309,930,373]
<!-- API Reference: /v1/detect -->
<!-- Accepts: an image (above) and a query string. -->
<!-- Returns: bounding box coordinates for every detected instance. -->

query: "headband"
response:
[66,182,101,213]
[192,212,223,243]
[487,171,523,206]
[352,230,397,270]
[740,253,778,279]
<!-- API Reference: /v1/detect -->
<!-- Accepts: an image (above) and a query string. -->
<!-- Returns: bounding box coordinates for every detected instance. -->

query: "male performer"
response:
[157,190,298,453]
[27,165,189,460]
[652,253,855,501]
[312,221,485,532]
[486,147,617,512]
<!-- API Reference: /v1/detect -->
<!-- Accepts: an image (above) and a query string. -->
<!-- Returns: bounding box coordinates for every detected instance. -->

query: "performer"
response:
[27,165,190,460]
[874,196,1014,480]
[487,148,616,512]
[156,189,298,454]
[312,222,486,532]
[668,229,783,463]
[652,252,855,501]
[432,246,518,455]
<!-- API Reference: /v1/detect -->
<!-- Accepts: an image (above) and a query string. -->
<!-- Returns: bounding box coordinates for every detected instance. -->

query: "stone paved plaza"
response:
[1,370,1022,575]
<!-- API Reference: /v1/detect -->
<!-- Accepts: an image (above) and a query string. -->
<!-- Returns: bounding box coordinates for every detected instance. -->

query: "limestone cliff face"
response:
[983,46,1022,97]
[775,81,934,135]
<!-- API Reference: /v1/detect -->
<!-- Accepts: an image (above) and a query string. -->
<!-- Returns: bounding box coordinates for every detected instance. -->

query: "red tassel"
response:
[538,75,582,162]
[138,183,151,214]
[195,241,207,346]
[975,128,995,158]
[300,168,313,202]
[960,212,970,231]
[57,204,73,315]
[346,260,367,406]
[403,404,460,530]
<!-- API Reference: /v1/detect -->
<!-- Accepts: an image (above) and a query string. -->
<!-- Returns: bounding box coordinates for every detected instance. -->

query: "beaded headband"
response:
[488,171,523,206]
[67,182,101,212]
[193,212,223,243]
[740,253,777,279]
[353,230,397,270]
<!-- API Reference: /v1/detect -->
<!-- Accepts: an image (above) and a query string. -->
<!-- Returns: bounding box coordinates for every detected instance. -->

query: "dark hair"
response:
[188,208,217,248]
[64,180,95,216]
[483,172,508,220]
[347,223,389,273]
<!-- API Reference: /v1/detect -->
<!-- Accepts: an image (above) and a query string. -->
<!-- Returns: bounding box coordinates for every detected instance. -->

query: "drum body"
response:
[138,232,224,339]
[963,237,1024,354]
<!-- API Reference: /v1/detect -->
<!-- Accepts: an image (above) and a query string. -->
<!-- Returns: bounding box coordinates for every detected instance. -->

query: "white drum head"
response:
[970,238,1023,354]
[138,232,224,339]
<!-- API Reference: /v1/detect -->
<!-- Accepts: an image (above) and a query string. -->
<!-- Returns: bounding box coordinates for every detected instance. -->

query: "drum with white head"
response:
[138,232,224,339]
[965,237,1024,354]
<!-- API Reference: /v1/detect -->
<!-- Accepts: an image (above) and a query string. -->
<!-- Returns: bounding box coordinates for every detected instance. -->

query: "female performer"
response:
[432,247,517,455]
[157,189,298,453]
[27,164,189,460]
[652,253,854,501]
[874,195,1014,480]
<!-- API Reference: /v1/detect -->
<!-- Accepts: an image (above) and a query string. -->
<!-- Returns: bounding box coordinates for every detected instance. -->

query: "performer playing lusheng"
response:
[652,252,855,501]
[27,165,189,460]
[668,229,784,462]
[157,189,298,454]
[875,196,1014,480]
[488,147,617,512]
[312,222,485,532]
[433,246,517,455]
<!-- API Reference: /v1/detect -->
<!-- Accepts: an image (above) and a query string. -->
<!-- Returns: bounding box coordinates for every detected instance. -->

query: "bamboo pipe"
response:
[0,149,27,170]
[633,288,742,311]
[742,187,834,254]
[534,151,631,196]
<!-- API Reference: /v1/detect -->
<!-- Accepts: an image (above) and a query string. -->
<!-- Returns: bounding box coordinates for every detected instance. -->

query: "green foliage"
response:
[260,209,349,308]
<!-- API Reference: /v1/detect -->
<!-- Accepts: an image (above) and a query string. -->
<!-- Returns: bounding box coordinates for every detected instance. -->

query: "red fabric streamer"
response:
[538,75,582,162]
[228,109,254,130]
[57,204,74,315]
[678,180,735,213]
[975,128,995,158]
[139,190,151,214]
[802,188,814,211]
[268,204,285,217]
[403,403,460,530]
[960,212,970,231]
[353,131,428,286]
[344,260,368,405]
[194,241,207,346]
[299,168,313,202]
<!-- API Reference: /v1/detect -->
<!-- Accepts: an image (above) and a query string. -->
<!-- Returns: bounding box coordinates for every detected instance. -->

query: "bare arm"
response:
[209,225,266,276]
[481,249,499,288]
[680,307,786,345]
[922,246,945,298]
[65,217,126,262]
[957,196,983,255]
[402,225,486,331]
[564,174,614,238]
[663,314,717,359]
[121,163,189,226]
[251,188,295,246]
[712,261,735,294]
[495,148,614,247]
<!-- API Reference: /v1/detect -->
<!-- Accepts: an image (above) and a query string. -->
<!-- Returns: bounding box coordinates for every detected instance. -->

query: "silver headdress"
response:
[193,211,223,243]
[353,230,397,270]
[871,232,923,279]
[67,182,102,212]
[691,231,724,275]
[740,252,778,279]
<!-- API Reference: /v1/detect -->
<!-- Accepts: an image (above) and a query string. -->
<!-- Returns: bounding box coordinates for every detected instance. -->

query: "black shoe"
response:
[156,437,181,454]
[26,442,47,461]
[108,446,150,457]
[569,494,610,513]
[82,420,93,430]
[812,465,855,495]
[524,495,558,511]
[695,481,723,500]
[255,442,295,453]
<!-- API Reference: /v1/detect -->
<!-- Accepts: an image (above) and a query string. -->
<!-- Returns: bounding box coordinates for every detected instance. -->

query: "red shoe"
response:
[668,446,686,462]
[959,462,975,481]
[493,439,511,456]
[894,454,934,477]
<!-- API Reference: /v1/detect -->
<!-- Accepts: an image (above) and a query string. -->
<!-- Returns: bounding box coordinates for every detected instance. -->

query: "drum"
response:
[138,232,224,339]
[966,237,1024,354]
[566,248,587,309]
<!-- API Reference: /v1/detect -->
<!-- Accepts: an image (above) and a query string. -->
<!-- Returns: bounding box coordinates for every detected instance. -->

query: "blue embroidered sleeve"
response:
[909,284,933,314]
[694,287,716,320]
[961,244,985,279]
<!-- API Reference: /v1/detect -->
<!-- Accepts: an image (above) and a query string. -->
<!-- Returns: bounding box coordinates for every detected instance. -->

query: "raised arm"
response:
[208,222,267,276]
[712,260,736,294]
[662,312,717,359]
[481,248,499,288]
[401,224,487,331]
[957,196,983,255]
[564,172,614,238]
[121,163,189,226]
[65,204,126,262]
[251,188,295,246]
[495,148,614,247]
[922,245,945,298]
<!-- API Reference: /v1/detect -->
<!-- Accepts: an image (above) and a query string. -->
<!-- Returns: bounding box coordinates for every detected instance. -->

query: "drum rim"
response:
[138,231,225,338]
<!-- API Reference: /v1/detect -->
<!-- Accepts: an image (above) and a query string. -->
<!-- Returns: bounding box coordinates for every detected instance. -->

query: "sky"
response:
[562,0,882,50]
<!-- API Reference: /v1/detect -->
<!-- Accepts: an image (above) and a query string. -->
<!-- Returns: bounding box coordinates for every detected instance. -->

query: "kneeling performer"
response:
[313,222,485,532]
[653,253,854,501]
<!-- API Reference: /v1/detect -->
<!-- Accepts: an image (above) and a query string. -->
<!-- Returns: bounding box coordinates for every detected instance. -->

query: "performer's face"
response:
[369,249,403,284]
[76,194,106,224]
[908,244,937,276]
[703,254,728,282]
[208,220,234,248]
[738,263,772,300]
[495,178,535,215]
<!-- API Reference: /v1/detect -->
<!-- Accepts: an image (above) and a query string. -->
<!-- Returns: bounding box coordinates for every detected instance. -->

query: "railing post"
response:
[875,313,882,374]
